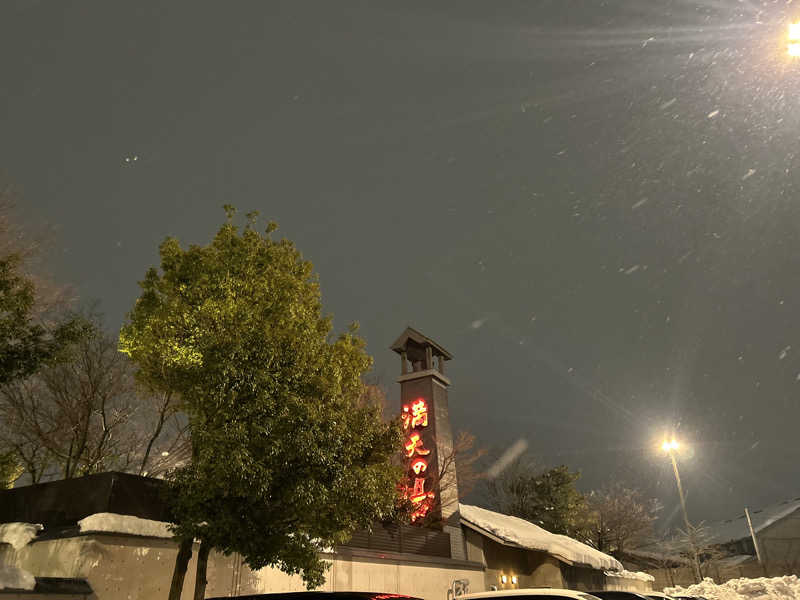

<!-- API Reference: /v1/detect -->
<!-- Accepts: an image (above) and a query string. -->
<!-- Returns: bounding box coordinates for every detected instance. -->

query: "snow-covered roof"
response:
[459,503,623,572]
[704,497,800,545]
[604,569,655,582]
[624,547,692,566]
[628,495,800,564]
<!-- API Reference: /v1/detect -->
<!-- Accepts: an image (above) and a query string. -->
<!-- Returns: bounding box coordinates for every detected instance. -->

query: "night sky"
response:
[3,1,800,532]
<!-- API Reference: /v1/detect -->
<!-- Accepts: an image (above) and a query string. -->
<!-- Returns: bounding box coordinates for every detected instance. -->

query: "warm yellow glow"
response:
[662,439,680,452]
[500,575,508,584]
[512,576,518,585]
[789,23,800,56]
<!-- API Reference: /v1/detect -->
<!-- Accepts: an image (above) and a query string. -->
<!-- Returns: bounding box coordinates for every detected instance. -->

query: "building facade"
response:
[0,328,651,600]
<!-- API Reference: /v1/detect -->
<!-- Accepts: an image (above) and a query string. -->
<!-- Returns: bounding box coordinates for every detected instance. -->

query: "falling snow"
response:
[470,318,487,329]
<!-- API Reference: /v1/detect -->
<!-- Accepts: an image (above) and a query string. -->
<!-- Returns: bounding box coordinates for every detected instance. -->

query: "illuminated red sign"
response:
[401,397,435,523]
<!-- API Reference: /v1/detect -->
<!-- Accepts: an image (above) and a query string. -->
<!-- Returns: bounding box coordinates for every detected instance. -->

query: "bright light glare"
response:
[789,23,800,56]
[661,439,680,452]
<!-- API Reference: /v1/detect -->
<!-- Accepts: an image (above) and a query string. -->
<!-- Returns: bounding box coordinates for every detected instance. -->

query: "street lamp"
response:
[662,438,702,583]
[789,22,800,57]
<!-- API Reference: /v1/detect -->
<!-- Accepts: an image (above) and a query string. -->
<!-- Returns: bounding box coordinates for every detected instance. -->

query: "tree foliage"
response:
[120,208,403,595]
[0,254,85,386]
[486,456,587,537]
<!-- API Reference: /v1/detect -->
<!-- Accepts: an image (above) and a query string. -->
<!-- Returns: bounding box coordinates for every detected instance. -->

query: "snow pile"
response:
[0,565,36,591]
[0,522,43,550]
[605,569,655,582]
[78,513,174,538]
[459,504,623,571]
[665,575,800,600]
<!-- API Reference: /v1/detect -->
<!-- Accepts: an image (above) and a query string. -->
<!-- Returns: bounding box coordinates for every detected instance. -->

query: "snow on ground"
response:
[78,513,174,538]
[459,503,622,571]
[665,576,800,600]
[605,569,655,582]
[0,565,36,591]
[0,523,43,550]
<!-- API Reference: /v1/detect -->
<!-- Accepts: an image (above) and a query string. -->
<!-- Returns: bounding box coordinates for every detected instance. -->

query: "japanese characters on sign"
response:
[402,397,435,522]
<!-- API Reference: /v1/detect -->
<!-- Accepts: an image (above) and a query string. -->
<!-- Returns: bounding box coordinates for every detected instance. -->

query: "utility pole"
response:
[745,506,766,576]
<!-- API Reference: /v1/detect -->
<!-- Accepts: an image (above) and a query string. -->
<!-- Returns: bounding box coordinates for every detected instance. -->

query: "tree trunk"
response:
[168,537,193,600]
[193,541,211,600]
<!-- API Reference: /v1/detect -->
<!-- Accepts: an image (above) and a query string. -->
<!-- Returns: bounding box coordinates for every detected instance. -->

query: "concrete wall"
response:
[758,508,800,571]
[0,595,85,600]
[561,565,605,592]
[1,534,484,600]
[468,531,565,591]
[641,560,800,591]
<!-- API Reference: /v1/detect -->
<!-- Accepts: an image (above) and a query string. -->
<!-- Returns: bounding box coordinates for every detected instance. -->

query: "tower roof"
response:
[390,326,453,360]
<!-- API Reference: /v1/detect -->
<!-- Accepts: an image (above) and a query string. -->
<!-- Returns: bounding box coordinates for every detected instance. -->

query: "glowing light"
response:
[401,396,434,523]
[511,575,518,585]
[409,492,435,521]
[661,439,680,452]
[404,432,431,458]
[789,23,800,56]
[501,575,508,584]
[401,398,429,429]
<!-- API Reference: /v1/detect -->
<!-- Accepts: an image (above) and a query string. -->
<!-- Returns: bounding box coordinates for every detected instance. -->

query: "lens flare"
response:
[789,23,800,56]
[661,439,679,452]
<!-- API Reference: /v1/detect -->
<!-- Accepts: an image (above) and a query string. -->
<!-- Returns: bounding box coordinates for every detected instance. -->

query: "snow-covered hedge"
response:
[665,575,800,600]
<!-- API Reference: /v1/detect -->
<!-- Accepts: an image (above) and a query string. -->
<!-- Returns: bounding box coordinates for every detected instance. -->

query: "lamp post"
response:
[662,439,702,583]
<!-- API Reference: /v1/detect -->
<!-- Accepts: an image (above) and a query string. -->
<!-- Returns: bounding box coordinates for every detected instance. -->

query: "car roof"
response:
[588,592,651,599]
[461,589,599,599]
[207,594,422,600]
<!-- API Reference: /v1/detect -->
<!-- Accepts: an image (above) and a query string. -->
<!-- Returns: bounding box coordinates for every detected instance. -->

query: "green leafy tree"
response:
[120,208,403,600]
[0,451,23,488]
[487,456,588,537]
[0,254,85,386]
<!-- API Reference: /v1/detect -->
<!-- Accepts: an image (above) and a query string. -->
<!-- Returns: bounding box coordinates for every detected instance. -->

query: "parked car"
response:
[643,593,675,600]
[207,594,422,600]
[459,589,603,600]
[588,592,652,600]
[671,596,708,600]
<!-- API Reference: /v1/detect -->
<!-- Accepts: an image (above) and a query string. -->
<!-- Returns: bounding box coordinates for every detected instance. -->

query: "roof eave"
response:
[459,518,575,566]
